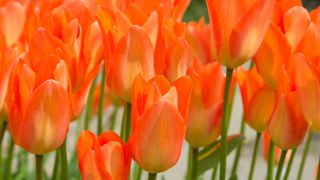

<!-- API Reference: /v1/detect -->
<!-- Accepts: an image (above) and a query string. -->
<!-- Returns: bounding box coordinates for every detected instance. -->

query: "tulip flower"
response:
[107,25,155,102]
[237,67,276,133]
[185,19,212,64]
[6,60,71,154]
[77,130,131,180]
[293,54,320,132]
[206,0,275,68]
[186,60,224,148]
[0,1,25,47]
[267,58,308,149]
[129,74,192,173]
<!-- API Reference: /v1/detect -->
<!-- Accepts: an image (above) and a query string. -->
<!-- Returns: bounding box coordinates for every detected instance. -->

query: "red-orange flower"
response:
[237,67,276,132]
[129,74,192,173]
[206,0,275,68]
[6,60,71,154]
[107,25,155,102]
[77,130,131,180]
[185,60,224,148]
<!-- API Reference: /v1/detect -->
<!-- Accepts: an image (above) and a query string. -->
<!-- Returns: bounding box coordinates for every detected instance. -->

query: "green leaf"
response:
[197,134,245,176]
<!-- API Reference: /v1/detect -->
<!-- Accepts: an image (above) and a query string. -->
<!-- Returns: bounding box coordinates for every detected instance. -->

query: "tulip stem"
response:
[187,146,198,180]
[212,164,218,180]
[266,140,275,180]
[148,173,157,180]
[0,120,7,180]
[283,148,296,180]
[275,150,287,180]
[97,68,106,135]
[248,132,261,180]
[120,103,131,142]
[84,78,97,130]
[35,155,43,180]
[220,68,233,180]
[3,137,14,180]
[109,103,119,130]
[297,132,313,180]
[52,150,60,180]
[133,163,142,180]
[230,115,246,178]
[60,139,68,180]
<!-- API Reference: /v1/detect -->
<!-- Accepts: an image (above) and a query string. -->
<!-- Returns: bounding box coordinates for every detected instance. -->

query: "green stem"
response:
[283,148,296,180]
[84,78,97,130]
[275,150,287,180]
[35,155,43,180]
[148,173,157,180]
[230,116,246,177]
[120,103,132,142]
[109,104,119,130]
[266,140,275,180]
[3,137,14,180]
[187,145,193,180]
[220,68,233,180]
[97,68,106,135]
[133,163,142,180]
[212,165,218,180]
[52,150,60,180]
[248,132,261,180]
[60,139,68,180]
[191,148,198,179]
[0,121,7,180]
[297,132,312,180]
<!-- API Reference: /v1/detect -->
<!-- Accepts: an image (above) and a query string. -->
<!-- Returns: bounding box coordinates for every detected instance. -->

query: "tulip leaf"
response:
[197,134,245,176]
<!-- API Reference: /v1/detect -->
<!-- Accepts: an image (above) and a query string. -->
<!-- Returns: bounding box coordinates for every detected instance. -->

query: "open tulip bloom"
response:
[1,0,320,180]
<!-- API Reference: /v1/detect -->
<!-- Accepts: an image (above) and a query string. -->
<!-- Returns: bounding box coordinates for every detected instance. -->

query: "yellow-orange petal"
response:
[254,23,291,89]
[267,93,308,149]
[129,101,185,173]
[229,0,275,67]
[0,1,25,46]
[284,6,310,50]
[18,80,70,154]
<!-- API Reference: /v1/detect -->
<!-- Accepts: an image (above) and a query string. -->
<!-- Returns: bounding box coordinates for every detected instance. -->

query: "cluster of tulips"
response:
[0,0,320,179]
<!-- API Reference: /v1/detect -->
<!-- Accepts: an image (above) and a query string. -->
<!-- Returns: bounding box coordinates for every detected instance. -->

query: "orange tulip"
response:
[185,60,224,148]
[206,0,275,68]
[293,54,320,132]
[237,67,276,132]
[129,74,192,173]
[0,1,25,47]
[6,60,71,154]
[107,25,155,102]
[0,48,18,118]
[77,130,131,180]
[267,58,308,149]
[185,19,212,64]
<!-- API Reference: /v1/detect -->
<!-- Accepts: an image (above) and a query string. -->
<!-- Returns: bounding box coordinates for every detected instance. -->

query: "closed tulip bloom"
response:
[206,0,275,68]
[186,60,224,148]
[129,74,192,173]
[267,62,308,149]
[237,67,276,132]
[293,54,320,132]
[107,25,155,102]
[77,130,131,180]
[6,60,71,154]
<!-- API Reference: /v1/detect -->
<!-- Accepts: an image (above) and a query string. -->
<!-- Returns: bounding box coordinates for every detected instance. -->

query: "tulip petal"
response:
[284,6,310,50]
[129,101,185,173]
[18,80,70,154]
[229,0,275,66]
[0,1,25,46]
